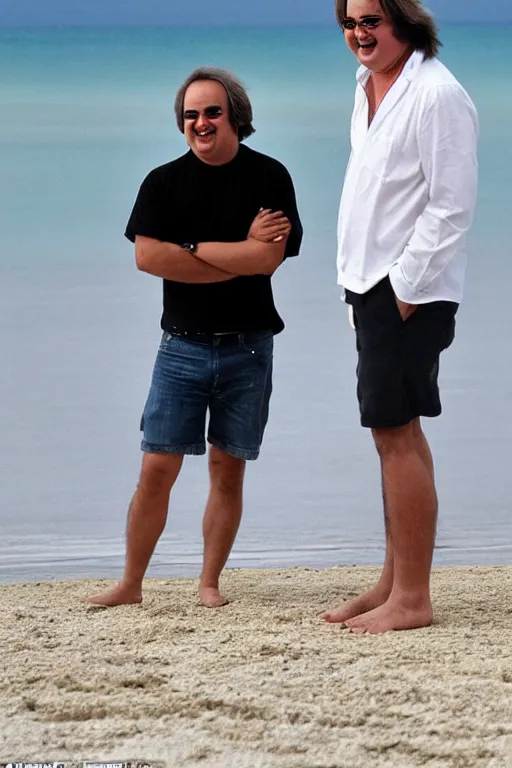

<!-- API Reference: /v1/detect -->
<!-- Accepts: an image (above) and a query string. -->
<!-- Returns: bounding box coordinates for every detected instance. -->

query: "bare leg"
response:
[199,446,245,608]
[323,418,436,627]
[346,418,436,633]
[322,465,394,623]
[413,418,435,480]
[87,452,183,606]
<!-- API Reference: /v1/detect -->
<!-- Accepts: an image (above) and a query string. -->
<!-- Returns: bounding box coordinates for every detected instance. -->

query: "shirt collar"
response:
[355,49,425,85]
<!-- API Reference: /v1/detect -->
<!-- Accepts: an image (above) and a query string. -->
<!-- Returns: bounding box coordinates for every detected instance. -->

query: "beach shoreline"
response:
[2,565,512,767]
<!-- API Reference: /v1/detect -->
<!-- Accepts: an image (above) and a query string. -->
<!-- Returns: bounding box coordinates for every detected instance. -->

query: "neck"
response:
[371,47,413,89]
[196,142,240,167]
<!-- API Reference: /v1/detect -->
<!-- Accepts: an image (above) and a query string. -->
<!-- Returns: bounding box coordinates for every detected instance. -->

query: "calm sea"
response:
[1,26,511,582]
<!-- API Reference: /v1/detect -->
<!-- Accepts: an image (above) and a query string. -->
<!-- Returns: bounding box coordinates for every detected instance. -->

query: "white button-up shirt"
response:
[337,50,479,304]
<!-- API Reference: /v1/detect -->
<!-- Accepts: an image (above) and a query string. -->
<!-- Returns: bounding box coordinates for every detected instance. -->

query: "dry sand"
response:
[1,566,512,768]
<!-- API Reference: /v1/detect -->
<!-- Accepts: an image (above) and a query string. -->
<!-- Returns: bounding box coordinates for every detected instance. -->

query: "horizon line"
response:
[0,20,504,29]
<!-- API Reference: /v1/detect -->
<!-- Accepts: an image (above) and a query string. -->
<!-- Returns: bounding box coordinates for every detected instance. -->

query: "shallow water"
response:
[1,26,511,582]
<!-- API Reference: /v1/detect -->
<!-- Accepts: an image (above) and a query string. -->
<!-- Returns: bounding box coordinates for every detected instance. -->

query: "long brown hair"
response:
[335,0,441,59]
[175,67,255,141]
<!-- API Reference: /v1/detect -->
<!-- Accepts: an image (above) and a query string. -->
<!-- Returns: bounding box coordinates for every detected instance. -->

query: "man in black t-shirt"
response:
[87,67,302,609]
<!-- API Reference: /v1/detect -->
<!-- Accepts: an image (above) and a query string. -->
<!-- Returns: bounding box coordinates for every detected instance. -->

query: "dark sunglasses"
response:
[183,105,223,121]
[342,16,382,30]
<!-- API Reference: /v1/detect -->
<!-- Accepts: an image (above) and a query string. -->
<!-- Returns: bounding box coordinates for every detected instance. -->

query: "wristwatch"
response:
[182,243,197,254]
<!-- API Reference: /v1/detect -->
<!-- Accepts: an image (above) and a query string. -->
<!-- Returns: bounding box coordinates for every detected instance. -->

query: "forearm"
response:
[135,236,235,283]
[390,196,476,303]
[391,86,478,303]
[195,239,286,276]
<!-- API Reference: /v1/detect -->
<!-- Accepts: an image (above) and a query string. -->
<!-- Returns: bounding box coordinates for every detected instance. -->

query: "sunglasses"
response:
[342,16,382,30]
[183,105,223,121]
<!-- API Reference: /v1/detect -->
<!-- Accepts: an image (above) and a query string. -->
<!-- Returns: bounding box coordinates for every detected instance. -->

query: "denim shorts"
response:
[140,330,274,460]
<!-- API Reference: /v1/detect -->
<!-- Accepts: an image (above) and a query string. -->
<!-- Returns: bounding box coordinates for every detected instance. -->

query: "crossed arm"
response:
[135,210,291,284]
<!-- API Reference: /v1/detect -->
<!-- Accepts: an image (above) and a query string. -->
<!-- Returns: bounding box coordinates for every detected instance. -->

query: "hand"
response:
[248,209,291,243]
[395,297,418,321]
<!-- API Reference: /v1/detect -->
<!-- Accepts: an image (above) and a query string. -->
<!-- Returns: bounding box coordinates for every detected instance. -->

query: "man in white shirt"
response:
[322,0,478,633]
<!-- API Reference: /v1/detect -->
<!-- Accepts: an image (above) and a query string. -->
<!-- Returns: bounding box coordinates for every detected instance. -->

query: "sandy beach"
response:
[1,566,512,767]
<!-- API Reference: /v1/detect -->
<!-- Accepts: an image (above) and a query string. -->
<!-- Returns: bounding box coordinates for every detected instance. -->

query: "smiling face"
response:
[183,79,239,166]
[344,0,411,74]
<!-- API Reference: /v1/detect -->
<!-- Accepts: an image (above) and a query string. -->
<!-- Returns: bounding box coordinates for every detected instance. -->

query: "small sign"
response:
[1,762,164,768]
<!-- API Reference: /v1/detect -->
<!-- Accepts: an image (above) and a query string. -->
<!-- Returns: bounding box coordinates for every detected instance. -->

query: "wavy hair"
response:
[335,0,441,59]
[175,67,255,142]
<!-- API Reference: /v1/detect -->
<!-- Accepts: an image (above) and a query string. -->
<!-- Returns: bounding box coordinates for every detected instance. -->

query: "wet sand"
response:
[2,566,512,767]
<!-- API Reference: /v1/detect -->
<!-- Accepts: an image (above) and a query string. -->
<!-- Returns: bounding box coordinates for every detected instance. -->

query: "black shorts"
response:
[346,276,458,429]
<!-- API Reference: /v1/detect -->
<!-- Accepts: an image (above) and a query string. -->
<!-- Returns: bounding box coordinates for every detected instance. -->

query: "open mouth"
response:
[195,129,216,140]
[358,41,377,51]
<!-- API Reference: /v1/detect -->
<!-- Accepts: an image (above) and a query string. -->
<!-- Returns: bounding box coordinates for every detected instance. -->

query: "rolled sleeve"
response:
[390,84,479,303]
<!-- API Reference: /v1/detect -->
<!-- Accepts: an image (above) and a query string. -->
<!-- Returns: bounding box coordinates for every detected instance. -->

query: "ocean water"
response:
[1,26,511,582]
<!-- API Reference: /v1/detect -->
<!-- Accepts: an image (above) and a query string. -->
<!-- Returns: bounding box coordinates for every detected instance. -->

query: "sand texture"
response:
[1,566,512,768]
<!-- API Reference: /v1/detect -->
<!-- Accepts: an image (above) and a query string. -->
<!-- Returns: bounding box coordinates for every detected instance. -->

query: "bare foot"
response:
[344,596,433,634]
[199,585,229,608]
[321,584,391,624]
[85,582,142,607]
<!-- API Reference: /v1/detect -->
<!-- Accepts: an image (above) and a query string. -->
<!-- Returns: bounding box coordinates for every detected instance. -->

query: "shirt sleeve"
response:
[389,83,479,303]
[267,162,303,259]
[124,168,168,243]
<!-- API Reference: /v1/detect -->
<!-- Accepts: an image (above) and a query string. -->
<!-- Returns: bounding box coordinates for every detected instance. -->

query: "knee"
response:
[138,454,180,497]
[209,449,245,495]
[372,424,416,459]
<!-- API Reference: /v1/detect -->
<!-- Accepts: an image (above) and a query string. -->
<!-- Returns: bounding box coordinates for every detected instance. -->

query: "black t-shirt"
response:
[125,143,302,334]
